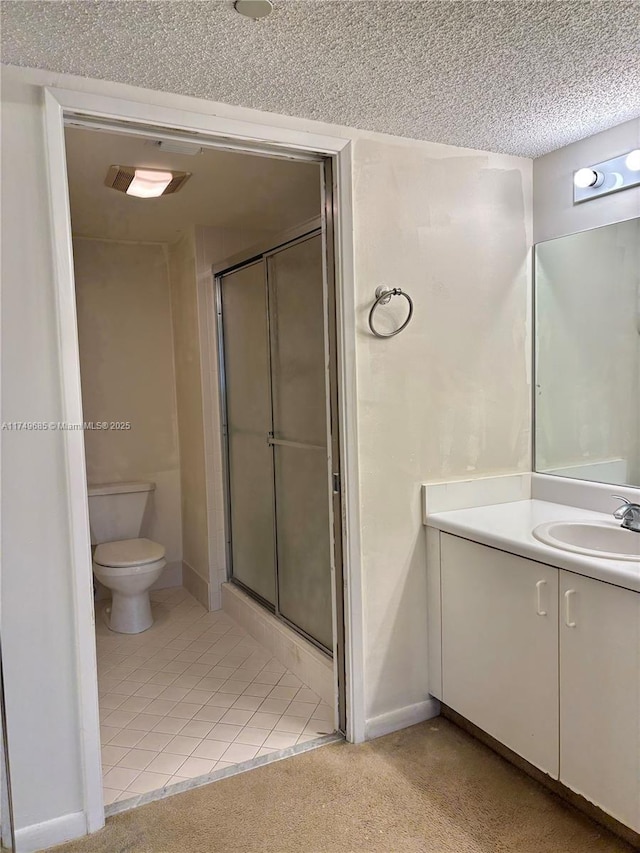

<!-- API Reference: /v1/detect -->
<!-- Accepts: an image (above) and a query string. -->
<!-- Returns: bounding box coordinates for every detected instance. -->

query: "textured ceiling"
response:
[2,1,640,158]
[65,127,320,242]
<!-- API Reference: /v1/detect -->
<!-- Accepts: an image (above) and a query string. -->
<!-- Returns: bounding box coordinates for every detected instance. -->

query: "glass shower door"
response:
[219,231,334,654]
[267,234,333,651]
[220,259,277,606]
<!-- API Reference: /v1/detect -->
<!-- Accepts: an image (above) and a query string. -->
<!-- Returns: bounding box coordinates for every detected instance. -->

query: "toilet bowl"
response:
[93,537,166,633]
[88,480,167,633]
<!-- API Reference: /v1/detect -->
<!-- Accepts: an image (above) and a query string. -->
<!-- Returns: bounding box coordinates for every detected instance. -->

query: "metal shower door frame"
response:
[217,255,277,613]
[215,224,342,659]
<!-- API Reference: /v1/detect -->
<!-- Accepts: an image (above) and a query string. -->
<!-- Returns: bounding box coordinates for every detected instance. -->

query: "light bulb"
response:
[574,168,602,189]
[625,149,640,172]
[126,169,174,198]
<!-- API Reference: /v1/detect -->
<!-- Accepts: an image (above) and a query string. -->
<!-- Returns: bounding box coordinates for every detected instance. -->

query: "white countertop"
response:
[427,499,640,593]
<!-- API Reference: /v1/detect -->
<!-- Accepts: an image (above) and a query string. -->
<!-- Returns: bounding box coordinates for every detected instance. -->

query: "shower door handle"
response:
[267,435,326,452]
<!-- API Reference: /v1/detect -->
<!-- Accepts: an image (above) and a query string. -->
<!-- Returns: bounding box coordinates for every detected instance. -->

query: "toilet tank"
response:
[87,481,155,544]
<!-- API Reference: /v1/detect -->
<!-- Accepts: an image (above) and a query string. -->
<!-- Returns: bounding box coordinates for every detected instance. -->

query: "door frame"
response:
[42,85,366,834]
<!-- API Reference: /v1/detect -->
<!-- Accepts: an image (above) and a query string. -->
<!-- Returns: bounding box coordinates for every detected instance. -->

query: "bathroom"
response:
[1,3,639,852]
[62,124,342,806]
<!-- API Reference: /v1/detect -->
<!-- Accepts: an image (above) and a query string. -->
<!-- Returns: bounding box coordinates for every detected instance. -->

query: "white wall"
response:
[1,64,531,843]
[533,117,640,243]
[167,230,210,608]
[1,69,85,838]
[353,138,531,725]
[73,238,183,571]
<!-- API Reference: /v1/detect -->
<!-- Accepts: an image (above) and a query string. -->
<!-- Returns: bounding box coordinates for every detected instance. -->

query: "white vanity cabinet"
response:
[559,571,640,831]
[440,534,559,777]
[431,530,640,833]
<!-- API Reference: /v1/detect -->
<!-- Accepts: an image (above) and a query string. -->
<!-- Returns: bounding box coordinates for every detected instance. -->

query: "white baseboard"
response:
[365,698,440,741]
[182,561,210,610]
[15,811,87,853]
[222,583,334,708]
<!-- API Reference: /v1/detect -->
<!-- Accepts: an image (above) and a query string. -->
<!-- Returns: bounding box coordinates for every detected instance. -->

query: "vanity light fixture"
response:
[625,148,640,171]
[104,165,192,197]
[573,168,604,189]
[573,150,640,203]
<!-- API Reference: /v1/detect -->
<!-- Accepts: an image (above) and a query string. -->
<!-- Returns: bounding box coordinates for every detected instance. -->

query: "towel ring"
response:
[368,287,414,338]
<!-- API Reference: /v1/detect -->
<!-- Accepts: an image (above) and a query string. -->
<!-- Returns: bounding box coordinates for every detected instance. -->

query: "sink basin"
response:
[533,521,640,561]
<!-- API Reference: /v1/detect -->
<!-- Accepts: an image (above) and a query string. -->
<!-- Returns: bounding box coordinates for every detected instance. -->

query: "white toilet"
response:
[88,481,166,634]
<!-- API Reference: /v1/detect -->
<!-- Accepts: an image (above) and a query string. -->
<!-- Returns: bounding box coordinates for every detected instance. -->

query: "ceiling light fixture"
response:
[126,169,173,198]
[104,165,192,197]
[573,150,640,203]
[234,0,273,19]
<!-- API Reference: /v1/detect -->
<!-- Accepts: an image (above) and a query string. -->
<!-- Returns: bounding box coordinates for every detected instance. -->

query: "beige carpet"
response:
[48,718,635,853]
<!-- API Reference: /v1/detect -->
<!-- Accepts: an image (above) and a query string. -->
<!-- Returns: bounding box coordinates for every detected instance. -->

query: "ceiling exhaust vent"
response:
[105,165,192,197]
[150,140,203,156]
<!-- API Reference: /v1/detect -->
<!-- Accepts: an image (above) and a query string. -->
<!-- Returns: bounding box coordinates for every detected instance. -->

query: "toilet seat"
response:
[94,537,165,568]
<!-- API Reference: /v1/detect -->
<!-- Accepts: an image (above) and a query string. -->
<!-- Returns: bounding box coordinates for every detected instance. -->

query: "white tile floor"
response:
[97,587,334,805]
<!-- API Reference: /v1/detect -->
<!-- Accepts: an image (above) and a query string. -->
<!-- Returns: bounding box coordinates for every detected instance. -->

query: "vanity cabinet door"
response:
[441,534,559,777]
[559,571,640,832]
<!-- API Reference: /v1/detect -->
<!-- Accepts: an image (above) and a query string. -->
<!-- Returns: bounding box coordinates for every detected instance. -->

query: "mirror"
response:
[534,217,640,488]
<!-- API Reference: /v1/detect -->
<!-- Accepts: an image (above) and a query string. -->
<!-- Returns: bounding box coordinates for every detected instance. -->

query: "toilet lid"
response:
[94,538,165,568]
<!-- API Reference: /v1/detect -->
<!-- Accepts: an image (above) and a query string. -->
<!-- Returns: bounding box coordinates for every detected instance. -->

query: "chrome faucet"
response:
[612,496,640,533]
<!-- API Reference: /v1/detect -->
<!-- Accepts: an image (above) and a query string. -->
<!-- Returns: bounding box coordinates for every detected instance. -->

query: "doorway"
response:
[39,86,364,837]
[44,101,355,823]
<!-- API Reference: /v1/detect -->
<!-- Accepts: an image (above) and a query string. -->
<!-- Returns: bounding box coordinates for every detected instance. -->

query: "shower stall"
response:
[215,224,340,657]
